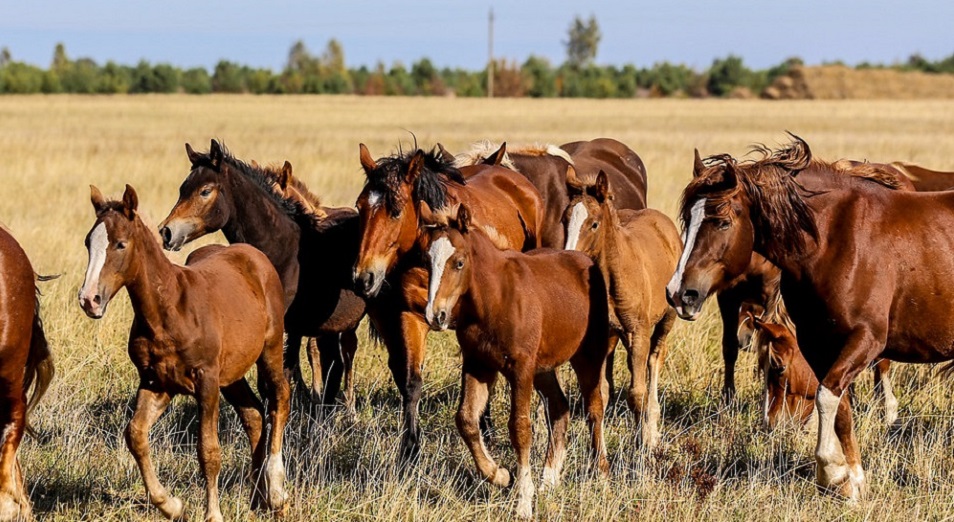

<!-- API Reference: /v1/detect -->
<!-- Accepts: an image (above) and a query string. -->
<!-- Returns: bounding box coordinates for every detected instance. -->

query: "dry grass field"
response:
[3,95,954,521]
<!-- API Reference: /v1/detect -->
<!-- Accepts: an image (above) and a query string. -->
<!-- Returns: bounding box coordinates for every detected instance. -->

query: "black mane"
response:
[365,147,465,216]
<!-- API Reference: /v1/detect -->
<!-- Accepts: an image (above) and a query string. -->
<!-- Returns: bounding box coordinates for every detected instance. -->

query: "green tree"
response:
[522,55,556,97]
[564,15,601,68]
[181,67,212,94]
[212,60,245,93]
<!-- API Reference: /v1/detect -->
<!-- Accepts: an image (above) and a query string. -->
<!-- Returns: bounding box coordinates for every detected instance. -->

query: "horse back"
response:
[457,164,545,251]
[561,138,648,211]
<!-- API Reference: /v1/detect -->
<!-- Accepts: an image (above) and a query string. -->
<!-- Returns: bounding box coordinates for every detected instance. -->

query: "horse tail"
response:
[24,275,57,436]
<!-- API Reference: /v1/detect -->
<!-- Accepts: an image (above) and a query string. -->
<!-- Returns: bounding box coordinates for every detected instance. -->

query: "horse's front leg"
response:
[456,358,509,486]
[716,291,744,403]
[0,385,28,522]
[196,375,223,522]
[509,370,535,519]
[124,386,180,520]
[872,359,898,426]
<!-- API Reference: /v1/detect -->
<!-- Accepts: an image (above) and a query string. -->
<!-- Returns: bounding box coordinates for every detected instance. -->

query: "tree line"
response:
[2,35,953,98]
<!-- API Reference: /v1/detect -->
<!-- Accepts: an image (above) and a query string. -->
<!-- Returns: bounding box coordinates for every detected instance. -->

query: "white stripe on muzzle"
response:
[564,202,587,250]
[80,222,108,299]
[426,237,455,322]
[666,198,706,298]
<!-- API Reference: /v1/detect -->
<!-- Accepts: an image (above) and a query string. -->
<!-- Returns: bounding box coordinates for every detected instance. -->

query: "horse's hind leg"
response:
[259,336,291,514]
[643,310,676,451]
[221,379,266,508]
[316,334,345,407]
[571,351,609,476]
[534,370,569,492]
[872,359,898,426]
[0,387,28,521]
[284,334,310,402]
[341,329,359,417]
[456,358,509,487]
[124,386,182,520]
[196,376,224,522]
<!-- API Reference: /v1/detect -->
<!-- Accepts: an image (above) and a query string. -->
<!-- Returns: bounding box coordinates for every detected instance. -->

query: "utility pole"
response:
[488,7,494,98]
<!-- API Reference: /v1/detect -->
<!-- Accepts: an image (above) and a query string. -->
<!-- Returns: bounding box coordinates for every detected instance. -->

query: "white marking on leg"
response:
[425,237,454,324]
[564,202,588,250]
[815,385,848,487]
[265,451,287,507]
[666,198,706,308]
[515,466,534,519]
[79,222,108,303]
[880,368,899,426]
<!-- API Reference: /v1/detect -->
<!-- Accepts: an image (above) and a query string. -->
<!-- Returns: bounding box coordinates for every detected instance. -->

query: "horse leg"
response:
[456,359,509,487]
[534,370,569,492]
[124,386,182,520]
[341,329,359,418]
[221,379,266,509]
[316,334,345,407]
[478,372,497,444]
[196,376,223,522]
[259,335,291,514]
[571,353,609,476]
[872,359,898,426]
[284,334,309,402]
[643,310,675,451]
[508,370,535,520]
[625,327,652,446]
[305,337,325,404]
[717,291,742,402]
[604,333,619,405]
[0,389,28,521]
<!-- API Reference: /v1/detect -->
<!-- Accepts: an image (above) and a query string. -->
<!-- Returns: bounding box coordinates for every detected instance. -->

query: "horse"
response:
[159,140,365,411]
[352,143,544,461]
[421,203,610,519]
[667,135,954,500]
[562,167,680,449]
[80,185,289,521]
[891,162,954,191]
[0,229,54,522]
[454,138,648,248]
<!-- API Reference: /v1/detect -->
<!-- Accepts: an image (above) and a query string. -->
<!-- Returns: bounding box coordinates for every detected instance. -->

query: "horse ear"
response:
[594,170,612,202]
[406,149,426,182]
[122,184,139,220]
[693,149,706,178]
[185,143,202,165]
[209,139,223,169]
[278,161,293,189]
[359,143,377,172]
[437,143,454,162]
[484,142,507,167]
[90,185,107,214]
[456,203,473,234]
[565,165,586,195]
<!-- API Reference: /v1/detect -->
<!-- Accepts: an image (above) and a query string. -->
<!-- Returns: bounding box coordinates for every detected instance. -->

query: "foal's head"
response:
[160,140,235,251]
[79,185,147,319]
[419,205,477,331]
[353,143,464,298]
[750,313,815,430]
[562,167,612,255]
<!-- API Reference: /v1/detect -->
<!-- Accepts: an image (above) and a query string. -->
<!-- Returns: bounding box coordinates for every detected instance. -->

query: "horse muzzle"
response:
[666,286,706,321]
[426,307,450,332]
[78,289,108,319]
[158,221,192,252]
[354,268,384,298]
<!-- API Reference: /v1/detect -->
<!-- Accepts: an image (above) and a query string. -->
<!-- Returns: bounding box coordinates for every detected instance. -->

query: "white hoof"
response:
[490,467,511,487]
[155,495,185,520]
[539,467,560,492]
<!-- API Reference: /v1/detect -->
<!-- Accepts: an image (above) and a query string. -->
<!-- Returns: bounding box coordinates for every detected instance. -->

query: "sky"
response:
[2,1,951,71]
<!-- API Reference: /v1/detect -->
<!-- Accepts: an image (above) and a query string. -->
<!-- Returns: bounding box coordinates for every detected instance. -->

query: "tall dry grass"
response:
[2,95,954,520]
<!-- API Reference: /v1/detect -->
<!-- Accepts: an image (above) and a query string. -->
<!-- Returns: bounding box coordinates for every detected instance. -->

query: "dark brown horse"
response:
[562,167,680,449]
[0,228,54,522]
[81,185,289,521]
[668,136,954,500]
[159,141,365,411]
[455,138,648,247]
[352,143,543,461]
[421,204,610,519]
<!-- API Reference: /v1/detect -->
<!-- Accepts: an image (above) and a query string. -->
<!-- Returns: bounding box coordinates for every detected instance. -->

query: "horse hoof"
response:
[204,513,224,522]
[0,493,30,522]
[515,497,534,519]
[491,467,512,488]
[156,496,186,520]
[539,468,560,492]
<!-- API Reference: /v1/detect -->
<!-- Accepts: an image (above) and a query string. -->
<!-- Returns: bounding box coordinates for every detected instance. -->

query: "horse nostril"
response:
[160,226,172,245]
[681,289,700,306]
[438,310,447,326]
[93,294,102,305]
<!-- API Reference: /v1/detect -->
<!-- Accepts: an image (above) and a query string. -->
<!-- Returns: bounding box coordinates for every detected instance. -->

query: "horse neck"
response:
[594,203,624,286]
[221,169,301,271]
[125,220,183,334]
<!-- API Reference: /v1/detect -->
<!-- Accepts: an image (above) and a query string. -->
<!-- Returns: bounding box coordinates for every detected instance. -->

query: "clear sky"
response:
[2,1,951,71]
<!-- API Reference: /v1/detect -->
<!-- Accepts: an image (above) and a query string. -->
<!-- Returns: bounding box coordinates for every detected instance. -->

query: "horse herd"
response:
[1,135,953,520]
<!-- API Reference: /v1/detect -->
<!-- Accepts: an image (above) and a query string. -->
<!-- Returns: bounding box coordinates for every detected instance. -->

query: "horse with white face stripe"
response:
[422,203,611,520]
[562,167,681,449]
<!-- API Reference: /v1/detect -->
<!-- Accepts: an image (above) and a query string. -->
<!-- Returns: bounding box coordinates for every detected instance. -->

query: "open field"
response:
[4,95,954,520]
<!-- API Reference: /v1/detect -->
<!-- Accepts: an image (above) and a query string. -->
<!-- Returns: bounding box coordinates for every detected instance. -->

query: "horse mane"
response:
[366,146,465,217]
[454,141,573,172]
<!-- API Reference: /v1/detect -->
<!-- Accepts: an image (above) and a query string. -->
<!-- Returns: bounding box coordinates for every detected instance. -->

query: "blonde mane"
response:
[455,141,574,172]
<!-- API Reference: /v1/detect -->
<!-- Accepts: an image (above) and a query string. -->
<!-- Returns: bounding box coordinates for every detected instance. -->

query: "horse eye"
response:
[116,241,127,250]
[718,220,731,230]
[591,222,599,230]
[200,188,213,197]
[455,260,464,270]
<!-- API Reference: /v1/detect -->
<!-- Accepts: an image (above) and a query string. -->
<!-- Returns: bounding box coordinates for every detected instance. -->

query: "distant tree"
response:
[181,67,212,94]
[522,55,556,98]
[411,58,444,95]
[0,47,10,67]
[707,55,749,97]
[212,60,245,93]
[564,15,601,68]
[387,62,416,95]
[52,43,69,71]
[287,40,314,72]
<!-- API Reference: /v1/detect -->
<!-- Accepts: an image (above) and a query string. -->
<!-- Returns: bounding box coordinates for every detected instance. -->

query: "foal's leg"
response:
[872,359,898,426]
[716,291,743,402]
[572,354,609,476]
[306,337,325,404]
[0,389,28,521]
[508,370,536,520]
[341,329,359,417]
[604,332,619,405]
[221,379,266,508]
[316,334,345,407]
[259,340,291,514]
[196,376,224,522]
[625,326,652,439]
[643,310,676,451]
[456,360,509,487]
[534,370,570,492]
[124,387,182,520]
[283,334,308,401]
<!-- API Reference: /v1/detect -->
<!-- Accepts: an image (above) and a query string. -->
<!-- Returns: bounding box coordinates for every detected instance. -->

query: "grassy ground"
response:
[3,95,954,520]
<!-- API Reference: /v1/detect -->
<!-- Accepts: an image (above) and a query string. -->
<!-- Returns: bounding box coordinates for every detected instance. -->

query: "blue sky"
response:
[2,1,951,71]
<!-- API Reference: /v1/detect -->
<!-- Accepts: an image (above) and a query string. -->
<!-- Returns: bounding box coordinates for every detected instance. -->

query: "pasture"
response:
[4,95,954,520]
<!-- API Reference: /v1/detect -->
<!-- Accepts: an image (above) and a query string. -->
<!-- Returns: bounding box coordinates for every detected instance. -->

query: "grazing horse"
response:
[81,185,289,521]
[562,167,680,449]
[454,138,648,247]
[421,204,610,519]
[352,143,543,461]
[666,135,954,500]
[159,141,365,410]
[0,229,54,522]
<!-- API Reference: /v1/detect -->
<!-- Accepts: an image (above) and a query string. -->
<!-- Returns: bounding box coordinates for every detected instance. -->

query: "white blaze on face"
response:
[367,190,382,207]
[80,222,109,301]
[426,236,455,323]
[666,198,706,299]
[564,202,588,250]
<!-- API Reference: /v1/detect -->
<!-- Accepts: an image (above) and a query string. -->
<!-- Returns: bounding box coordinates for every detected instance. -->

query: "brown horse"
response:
[0,229,54,522]
[81,185,289,521]
[891,162,954,191]
[562,167,680,449]
[668,135,954,500]
[160,141,364,411]
[454,138,648,247]
[421,204,610,519]
[352,143,543,461]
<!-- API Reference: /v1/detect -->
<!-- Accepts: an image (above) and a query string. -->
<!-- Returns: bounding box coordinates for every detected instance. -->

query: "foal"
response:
[563,168,681,449]
[79,185,289,521]
[422,204,610,519]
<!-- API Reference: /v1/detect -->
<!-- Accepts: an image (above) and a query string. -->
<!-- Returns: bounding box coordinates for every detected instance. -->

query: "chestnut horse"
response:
[421,204,610,519]
[353,143,543,461]
[0,228,54,521]
[562,167,680,449]
[455,138,648,247]
[81,185,289,521]
[891,162,954,191]
[160,141,364,410]
[668,136,954,500]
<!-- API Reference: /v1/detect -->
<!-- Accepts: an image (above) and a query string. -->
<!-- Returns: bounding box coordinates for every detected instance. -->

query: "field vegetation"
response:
[3,95,954,520]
